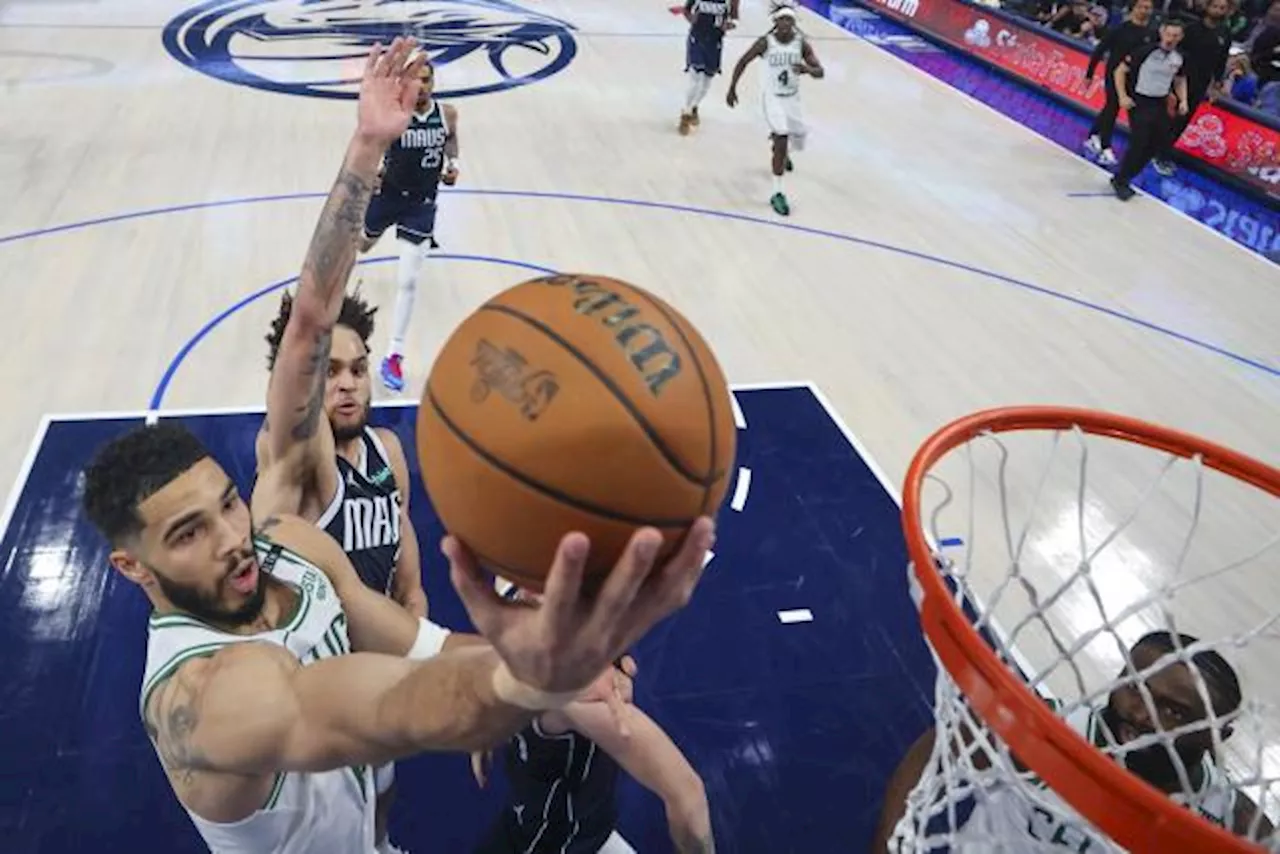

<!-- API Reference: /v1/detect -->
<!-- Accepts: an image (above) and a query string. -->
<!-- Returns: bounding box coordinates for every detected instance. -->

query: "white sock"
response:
[692,74,713,108]
[389,239,424,357]
[684,70,701,112]
[773,174,784,194]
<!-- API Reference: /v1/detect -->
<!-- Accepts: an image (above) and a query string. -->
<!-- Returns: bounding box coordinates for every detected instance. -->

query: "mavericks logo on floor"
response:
[163,0,578,100]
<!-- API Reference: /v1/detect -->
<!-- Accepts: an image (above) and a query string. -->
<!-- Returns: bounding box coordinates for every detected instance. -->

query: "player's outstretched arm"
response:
[144,639,537,783]
[545,701,715,853]
[260,38,425,475]
[725,38,766,106]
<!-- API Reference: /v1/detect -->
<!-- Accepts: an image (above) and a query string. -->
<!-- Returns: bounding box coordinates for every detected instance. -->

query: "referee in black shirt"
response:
[1084,0,1156,165]
[1152,0,1232,175]
[1111,18,1189,200]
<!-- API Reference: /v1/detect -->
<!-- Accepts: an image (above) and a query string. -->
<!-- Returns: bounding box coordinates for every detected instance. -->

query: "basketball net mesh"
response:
[891,421,1280,853]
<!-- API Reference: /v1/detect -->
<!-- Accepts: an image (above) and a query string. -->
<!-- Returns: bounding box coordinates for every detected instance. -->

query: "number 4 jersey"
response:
[760,31,805,98]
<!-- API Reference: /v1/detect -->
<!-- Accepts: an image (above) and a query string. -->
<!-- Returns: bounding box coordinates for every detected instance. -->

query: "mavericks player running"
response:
[359,55,460,393]
[726,6,824,216]
[678,0,739,136]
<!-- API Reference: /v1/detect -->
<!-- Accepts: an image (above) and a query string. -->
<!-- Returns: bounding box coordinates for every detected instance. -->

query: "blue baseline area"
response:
[0,386,937,853]
[802,0,1280,260]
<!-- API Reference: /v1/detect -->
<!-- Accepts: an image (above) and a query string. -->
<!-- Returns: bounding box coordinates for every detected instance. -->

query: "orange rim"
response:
[902,406,1280,853]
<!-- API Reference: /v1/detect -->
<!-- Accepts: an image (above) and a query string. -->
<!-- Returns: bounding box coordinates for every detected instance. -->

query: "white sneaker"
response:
[1098,148,1117,166]
[1083,135,1102,156]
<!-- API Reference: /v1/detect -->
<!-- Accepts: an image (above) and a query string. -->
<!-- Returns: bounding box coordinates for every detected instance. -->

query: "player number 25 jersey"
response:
[380,100,450,196]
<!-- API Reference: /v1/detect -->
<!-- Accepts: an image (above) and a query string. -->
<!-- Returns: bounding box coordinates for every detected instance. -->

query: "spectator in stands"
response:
[1243,0,1280,50]
[1051,0,1099,35]
[1152,0,1232,175]
[1223,0,1254,41]
[1250,2,1280,86]
[1111,17,1189,200]
[1085,0,1156,165]
[1226,51,1260,101]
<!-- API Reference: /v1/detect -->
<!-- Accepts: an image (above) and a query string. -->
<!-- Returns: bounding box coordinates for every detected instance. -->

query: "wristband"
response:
[445,157,460,171]
[406,617,450,660]
[491,663,581,711]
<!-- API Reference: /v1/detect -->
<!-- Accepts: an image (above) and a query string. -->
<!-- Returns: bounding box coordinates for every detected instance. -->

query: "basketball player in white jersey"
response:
[253,36,439,853]
[725,6,824,217]
[358,54,459,393]
[872,631,1274,851]
[80,409,713,854]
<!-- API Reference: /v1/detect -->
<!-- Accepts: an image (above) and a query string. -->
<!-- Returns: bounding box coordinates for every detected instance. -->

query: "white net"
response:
[890,420,1280,853]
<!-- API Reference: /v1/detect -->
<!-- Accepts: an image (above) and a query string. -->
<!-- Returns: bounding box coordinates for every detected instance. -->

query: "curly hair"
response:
[82,422,212,545]
[264,289,378,370]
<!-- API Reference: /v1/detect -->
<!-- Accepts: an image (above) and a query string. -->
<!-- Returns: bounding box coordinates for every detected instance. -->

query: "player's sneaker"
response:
[1083,135,1102,156]
[1110,177,1135,201]
[380,354,405,392]
[1098,148,1117,167]
[770,192,790,216]
[679,113,693,136]
[691,106,700,126]
[785,156,794,172]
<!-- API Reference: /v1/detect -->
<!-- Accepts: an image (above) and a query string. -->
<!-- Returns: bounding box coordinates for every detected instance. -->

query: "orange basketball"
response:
[416,273,737,592]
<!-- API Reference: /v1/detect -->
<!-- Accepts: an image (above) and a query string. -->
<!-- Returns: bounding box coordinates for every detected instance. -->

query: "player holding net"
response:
[876,407,1280,852]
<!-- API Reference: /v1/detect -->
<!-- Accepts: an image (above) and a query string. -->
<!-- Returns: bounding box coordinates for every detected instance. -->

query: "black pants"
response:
[1088,71,1122,148]
[1115,95,1172,185]
[1159,79,1209,161]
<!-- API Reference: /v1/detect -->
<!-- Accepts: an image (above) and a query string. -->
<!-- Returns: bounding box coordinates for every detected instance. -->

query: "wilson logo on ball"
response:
[470,339,560,421]
[541,275,684,396]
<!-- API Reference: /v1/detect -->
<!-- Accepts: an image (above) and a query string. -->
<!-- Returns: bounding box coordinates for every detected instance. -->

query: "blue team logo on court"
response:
[163,0,578,100]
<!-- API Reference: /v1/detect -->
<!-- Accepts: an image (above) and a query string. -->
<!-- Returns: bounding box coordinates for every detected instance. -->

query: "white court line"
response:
[796,3,1272,266]
[729,391,747,430]
[730,467,752,512]
[803,381,1045,694]
[778,608,814,624]
[0,415,53,543]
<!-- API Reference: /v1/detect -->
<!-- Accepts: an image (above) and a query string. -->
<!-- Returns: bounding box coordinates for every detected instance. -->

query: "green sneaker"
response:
[770,192,790,216]
[785,157,794,172]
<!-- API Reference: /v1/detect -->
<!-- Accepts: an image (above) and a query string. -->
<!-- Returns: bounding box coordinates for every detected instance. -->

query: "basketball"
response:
[415,273,737,592]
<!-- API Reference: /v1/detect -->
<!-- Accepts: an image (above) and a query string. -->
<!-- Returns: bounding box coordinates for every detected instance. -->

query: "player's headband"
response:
[772,7,797,20]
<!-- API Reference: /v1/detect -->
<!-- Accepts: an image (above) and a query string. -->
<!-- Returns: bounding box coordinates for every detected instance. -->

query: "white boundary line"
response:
[803,381,1043,687]
[798,2,1275,266]
[0,415,53,544]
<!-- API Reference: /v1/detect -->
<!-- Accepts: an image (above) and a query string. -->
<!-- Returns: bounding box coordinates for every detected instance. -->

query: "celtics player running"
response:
[358,53,459,393]
[255,36,441,854]
[725,6,823,216]
[80,415,712,854]
[872,631,1274,851]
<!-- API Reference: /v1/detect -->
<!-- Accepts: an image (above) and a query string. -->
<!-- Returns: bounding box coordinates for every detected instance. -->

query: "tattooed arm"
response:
[143,638,537,803]
[255,39,426,519]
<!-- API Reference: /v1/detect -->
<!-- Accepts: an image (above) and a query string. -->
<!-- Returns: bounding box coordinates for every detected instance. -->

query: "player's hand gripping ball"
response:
[416,274,738,592]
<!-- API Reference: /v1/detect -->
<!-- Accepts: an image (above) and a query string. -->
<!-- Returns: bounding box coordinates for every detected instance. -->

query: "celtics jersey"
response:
[957,704,1236,852]
[317,426,402,596]
[139,537,376,854]
[761,32,805,97]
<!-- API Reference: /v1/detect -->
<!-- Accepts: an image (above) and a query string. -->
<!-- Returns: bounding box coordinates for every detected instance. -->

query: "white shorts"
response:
[375,761,395,795]
[762,92,805,147]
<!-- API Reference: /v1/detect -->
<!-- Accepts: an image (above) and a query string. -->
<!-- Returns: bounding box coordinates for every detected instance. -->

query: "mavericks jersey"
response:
[688,0,731,40]
[761,31,805,97]
[957,704,1236,852]
[496,718,620,853]
[138,538,375,854]
[380,100,450,198]
[319,426,402,596]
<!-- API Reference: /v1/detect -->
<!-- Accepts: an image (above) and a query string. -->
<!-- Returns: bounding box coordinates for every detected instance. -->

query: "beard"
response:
[331,400,371,442]
[151,550,266,628]
[1099,701,1205,791]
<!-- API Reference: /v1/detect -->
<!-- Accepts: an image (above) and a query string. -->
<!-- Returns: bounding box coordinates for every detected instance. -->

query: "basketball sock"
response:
[684,70,702,112]
[773,174,784,194]
[692,73,713,108]
[388,239,424,357]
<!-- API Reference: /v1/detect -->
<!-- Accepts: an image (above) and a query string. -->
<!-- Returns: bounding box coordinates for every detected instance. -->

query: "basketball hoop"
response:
[896,406,1280,853]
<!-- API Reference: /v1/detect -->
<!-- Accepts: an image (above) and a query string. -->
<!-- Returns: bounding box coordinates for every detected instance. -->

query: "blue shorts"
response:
[685,33,724,75]
[364,188,438,245]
